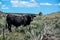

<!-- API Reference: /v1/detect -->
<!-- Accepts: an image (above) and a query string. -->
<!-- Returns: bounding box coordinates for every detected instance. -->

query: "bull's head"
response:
[31,14,36,17]
[30,14,36,21]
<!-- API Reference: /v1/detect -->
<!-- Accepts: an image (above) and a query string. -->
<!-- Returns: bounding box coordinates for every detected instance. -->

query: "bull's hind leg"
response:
[8,24,12,32]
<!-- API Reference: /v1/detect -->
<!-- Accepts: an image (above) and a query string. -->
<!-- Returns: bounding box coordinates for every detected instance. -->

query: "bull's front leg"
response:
[8,24,12,32]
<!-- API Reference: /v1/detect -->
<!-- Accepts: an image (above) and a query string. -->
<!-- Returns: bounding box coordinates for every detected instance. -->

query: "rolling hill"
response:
[0,11,60,40]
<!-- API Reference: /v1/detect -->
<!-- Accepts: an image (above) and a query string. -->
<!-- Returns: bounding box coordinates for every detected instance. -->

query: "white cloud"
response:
[1,5,9,9]
[0,2,2,5]
[30,0,35,2]
[40,3,52,6]
[52,3,60,6]
[40,3,60,6]
[57,3,60,6]
[11,0,38,7]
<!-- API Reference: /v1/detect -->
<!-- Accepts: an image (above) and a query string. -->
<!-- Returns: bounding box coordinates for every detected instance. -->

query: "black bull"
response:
[6,14,36,32]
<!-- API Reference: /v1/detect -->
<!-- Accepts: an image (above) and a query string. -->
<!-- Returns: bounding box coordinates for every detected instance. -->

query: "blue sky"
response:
[0,0,60,14]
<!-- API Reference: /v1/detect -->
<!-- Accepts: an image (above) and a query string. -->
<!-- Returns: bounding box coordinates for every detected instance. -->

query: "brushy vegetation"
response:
[0,12,60,40]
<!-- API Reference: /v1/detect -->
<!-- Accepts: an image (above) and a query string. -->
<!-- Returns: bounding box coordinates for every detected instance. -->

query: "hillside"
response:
[0,12,60,40]
[44,12,60,19]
